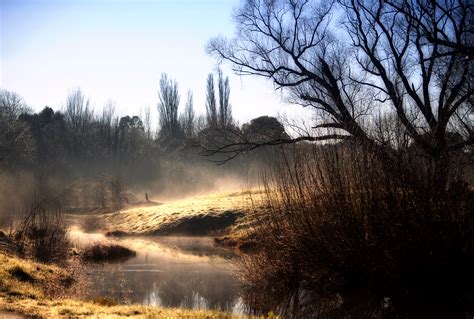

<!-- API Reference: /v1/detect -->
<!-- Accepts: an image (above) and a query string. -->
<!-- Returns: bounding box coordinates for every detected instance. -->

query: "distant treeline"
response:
[0,70,288,188]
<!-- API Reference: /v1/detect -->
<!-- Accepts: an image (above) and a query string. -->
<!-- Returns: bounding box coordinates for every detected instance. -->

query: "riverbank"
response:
[0,190,272,318]
[0,252,244,318]
[89,190,266,237]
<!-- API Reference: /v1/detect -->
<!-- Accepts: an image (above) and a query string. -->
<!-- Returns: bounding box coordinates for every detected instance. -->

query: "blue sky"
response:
[0,0,303,125]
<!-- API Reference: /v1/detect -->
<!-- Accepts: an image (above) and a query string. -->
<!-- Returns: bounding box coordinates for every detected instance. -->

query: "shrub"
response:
[13,198,70,264]
[82,243,136,262]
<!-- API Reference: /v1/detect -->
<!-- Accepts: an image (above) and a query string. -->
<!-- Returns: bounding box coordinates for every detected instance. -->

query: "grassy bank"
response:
[0,252,242,318]
[98,191,265,237]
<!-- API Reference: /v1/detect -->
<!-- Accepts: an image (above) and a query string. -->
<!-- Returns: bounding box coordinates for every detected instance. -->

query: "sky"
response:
[0,0,309,125]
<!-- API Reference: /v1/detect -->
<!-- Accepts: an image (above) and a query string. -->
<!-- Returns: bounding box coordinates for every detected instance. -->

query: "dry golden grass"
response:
[100,190,266,236]
[0,297,239,318]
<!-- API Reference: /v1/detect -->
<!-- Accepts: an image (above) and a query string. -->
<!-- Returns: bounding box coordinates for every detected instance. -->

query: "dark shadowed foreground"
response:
[237,144,473,318]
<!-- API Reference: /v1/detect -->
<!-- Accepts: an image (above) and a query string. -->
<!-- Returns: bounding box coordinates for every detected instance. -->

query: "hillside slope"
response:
[99,191,265,236]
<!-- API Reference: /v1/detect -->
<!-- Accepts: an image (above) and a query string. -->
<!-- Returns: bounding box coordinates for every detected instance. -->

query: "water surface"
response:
[86,236,244,314]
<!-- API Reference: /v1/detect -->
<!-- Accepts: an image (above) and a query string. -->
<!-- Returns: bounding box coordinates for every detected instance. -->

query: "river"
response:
[82,236,244,314]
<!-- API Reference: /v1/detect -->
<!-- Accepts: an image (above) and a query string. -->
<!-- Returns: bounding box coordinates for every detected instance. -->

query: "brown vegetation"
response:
[238,143,473,318]
[12,197,70,264]
[82,244,136,263]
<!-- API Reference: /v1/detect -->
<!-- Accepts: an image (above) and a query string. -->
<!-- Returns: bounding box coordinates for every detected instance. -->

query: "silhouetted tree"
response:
[205,74,218,128]
[63,88,93,159]
[0,90,29,117]
[242,116,289,143]
[157,73,182,142]
[0,90,34,167]
[208,0,473,188]
[180,90,195,138]
[142,105,153,140]
[116,115,145,163]
[217,69,232,127]
[97,101,119,162]
[19,107,67,171]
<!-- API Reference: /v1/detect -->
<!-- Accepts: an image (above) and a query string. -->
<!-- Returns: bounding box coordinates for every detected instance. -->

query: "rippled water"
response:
[86,236,244,314]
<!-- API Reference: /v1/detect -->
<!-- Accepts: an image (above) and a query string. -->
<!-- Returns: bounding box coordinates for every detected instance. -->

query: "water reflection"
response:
[88,237,242,314]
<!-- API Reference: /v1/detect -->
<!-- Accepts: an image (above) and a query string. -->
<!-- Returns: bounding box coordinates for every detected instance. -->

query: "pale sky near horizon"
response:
[0,0,311,126]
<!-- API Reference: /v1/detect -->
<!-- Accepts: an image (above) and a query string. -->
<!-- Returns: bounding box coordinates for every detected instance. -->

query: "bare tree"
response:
[207,0,473,185]
[205,73,218,128]
[0,90,35,166]
[64,88,92,131]
[180,90,195,138]
[217,68,232,127]
[391,0,474,60]
[157,73,181,140]
[117,115,145,163]
[0,90,29,117]
[142,105,153,140]
[64,88,93,158]
[97,100,118,161]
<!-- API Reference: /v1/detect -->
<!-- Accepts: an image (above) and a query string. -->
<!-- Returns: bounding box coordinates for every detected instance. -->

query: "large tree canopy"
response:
[208,0,473,160]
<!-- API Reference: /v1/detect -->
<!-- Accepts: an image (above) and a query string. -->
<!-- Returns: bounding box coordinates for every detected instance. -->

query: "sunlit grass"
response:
[1,297,240,318]
[99,190,266,236]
